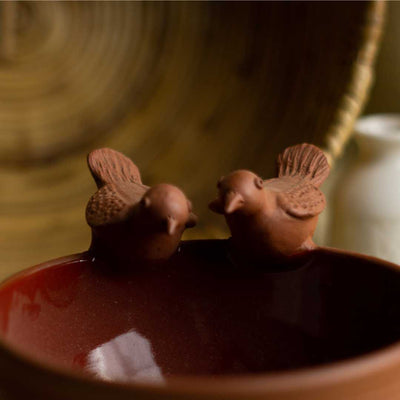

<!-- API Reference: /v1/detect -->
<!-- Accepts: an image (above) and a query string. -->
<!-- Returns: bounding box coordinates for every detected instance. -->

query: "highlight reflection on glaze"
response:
[87,330,163,382]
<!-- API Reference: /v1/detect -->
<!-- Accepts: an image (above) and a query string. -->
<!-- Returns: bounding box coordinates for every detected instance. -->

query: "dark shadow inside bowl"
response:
[0,240,399,382]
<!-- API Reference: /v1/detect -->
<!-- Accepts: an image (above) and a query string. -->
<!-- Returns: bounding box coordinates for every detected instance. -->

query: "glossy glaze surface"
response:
[0,241,400,384]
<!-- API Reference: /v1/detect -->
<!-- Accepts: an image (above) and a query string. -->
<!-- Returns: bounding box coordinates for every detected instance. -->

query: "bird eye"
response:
[140,197,151,207]
[254,177,263,189]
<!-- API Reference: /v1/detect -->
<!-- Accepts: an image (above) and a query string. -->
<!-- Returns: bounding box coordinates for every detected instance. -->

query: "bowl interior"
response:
[0,241,399,383]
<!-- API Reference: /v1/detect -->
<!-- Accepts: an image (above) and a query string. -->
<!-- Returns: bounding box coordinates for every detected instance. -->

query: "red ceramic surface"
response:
[1,242,400,399]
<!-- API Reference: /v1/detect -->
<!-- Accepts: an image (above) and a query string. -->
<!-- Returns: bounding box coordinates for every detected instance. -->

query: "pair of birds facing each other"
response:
[86,144,330,264]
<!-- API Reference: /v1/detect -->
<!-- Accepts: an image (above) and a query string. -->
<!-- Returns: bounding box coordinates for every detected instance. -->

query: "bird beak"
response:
[185,212,198,228]
[223,191,244,214]
[209,198,224,214]
[167,218,178,235]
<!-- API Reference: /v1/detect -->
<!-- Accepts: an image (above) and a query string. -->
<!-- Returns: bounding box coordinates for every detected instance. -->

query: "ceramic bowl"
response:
[1,241,400,400]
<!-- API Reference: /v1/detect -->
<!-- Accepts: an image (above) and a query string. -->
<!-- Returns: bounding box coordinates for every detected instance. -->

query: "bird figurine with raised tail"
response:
[86,148,197,264]
[209,143,330,261]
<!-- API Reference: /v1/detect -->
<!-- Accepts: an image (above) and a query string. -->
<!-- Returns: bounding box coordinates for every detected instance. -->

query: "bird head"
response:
[209,170,264,215]
[140,184,197,236]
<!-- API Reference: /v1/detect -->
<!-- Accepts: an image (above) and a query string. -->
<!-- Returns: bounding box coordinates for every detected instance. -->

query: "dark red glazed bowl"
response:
[1,241,400,400]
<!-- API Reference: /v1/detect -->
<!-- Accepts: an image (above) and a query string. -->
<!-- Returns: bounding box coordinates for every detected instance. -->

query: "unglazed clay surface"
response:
[0,242,400,384]
[210,144,330,260]
[86,148,197,263]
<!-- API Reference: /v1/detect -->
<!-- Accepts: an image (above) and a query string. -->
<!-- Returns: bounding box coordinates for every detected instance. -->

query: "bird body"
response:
[209,144,329,260]
[86,148,197,264]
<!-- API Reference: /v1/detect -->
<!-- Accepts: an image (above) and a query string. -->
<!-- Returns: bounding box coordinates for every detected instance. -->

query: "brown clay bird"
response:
[86,148,197,263]
[209,143,330,260]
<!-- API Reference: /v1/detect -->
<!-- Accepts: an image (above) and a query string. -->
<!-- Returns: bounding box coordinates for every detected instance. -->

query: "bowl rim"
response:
[1,245,400,396]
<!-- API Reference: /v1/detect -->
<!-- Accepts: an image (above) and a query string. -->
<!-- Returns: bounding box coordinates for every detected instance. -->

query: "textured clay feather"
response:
[277,184,325,219]
[86,149,148,227]
[88,148,142,188]
[86,183,147,227]
[270,144,329,219]
[276,143,329,187]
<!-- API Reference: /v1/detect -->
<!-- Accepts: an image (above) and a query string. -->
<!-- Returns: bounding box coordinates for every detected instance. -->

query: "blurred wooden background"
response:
[0,1,384,277]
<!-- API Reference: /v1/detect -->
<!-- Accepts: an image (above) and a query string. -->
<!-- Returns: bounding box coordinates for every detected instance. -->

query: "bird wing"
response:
[86,182,148,227]
[275,182,326,219]
[276,143,329,187]
[88,148,142,189]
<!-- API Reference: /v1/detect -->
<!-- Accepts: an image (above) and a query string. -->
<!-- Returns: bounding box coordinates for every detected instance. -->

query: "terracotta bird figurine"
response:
[209,143,330,260]
[86,148,197,264]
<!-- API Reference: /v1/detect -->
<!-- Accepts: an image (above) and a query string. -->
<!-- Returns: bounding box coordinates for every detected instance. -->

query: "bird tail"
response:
[87,148,142,188]
[276,143,329,187]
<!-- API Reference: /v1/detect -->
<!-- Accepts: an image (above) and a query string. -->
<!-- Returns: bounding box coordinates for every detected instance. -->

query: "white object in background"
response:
[330,114,400,264]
